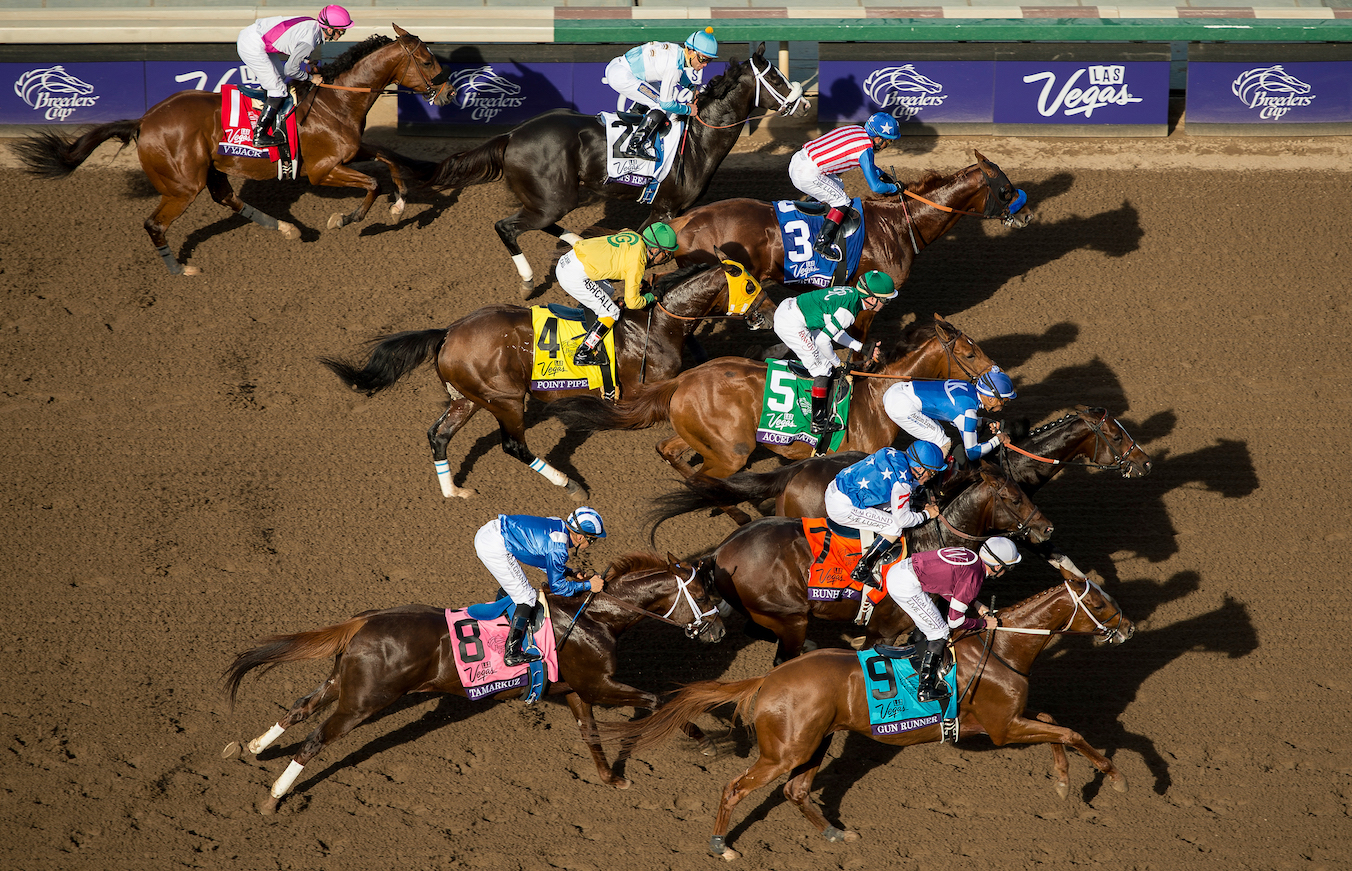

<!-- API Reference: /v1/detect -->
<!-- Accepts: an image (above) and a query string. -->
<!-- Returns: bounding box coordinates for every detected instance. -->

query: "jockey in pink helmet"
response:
[236,5,353,148]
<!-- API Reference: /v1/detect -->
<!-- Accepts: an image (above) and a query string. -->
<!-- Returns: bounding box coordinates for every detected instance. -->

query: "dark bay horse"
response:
[12,28,453,275]
[670,151,1033,286]
[424,43,808,294]
[544,315,998,517]
[611,577,1133,859]
[223,553,725,813]
[321,261,775,500]
[649,406,1152,547]
[702,466,1054,664]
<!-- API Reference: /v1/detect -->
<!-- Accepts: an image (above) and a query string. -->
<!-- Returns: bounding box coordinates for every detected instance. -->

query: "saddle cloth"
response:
[755,359,851,451]
[599,112,682,189]
[445,602,558,703]
[856,648,959,737]
[217,84,298,162]
[529,305,619,395]
[801,517,901,607]
[773,198,866,287]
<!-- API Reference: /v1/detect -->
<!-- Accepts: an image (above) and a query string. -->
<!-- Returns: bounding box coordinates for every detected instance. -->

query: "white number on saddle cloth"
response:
[767,368,797,412]
[782,219,814,263]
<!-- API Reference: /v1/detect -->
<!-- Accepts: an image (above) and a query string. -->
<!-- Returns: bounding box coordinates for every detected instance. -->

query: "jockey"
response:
[556,223,680,367]
[881,369,1018,465]
[473,507,607,666]
[236,5,353,148]
[879,537,1021,702]
[824,439,948,587]
[772,270,897,434]
[604,28,718,160]
[789,112,902,262]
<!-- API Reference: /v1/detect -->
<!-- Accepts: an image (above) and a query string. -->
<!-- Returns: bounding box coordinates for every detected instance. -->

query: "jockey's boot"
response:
[502,602,541,667]
[916,637,951,703]
[620,109,664,161]
[573,320,611,367]
[253,96,286,148]
[813,207,846,262]
[850,534,895,588]
[809,373,842,435]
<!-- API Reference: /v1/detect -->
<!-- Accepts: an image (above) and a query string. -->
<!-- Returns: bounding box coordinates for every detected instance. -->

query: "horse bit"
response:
[1006,410,1141,477]
[694,55,807,129]
[596,565,722,639]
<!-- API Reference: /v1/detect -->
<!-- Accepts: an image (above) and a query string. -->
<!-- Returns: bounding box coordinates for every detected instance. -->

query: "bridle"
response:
[591,565,722,639]
[692,54,807,129]
[1003,409,1144,477]
[897,163,1028,254]
[989,578,1128,641]
[314,35,451,102]
[654,264,771,325]
[934,477,1043,543]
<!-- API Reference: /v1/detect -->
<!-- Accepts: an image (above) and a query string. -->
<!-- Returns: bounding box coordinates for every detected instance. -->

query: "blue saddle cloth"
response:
[774,198,866,287]
[856,648,958,737]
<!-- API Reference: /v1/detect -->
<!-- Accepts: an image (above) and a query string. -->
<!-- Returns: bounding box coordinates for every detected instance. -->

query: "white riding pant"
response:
[824,481,902,539]
[773,298,838,378]
[556,251,622,321]
[789,150,850,209]
[474,518,538,608]
[883,557,948,641]
[603,58,663,111]
[236,34,290,97]
[882,382,951,454]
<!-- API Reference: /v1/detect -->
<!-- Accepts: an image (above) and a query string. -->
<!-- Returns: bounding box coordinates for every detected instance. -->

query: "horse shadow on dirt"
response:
[710,569,1256,841]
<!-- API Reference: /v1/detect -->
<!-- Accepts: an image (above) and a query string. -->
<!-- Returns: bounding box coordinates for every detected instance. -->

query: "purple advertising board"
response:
[1186,62,1352,125]
[994,62,1169,126]
[818,60,995,125]
[2,61,145,125]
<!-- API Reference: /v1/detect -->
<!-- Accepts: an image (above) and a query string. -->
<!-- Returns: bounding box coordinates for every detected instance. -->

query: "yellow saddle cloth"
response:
[529,307,619,394]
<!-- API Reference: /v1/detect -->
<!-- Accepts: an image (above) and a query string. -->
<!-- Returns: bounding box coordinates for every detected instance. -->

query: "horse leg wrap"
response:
[239,203,279,230]
[434,458,455,498]
[247,722,286,755]
[559,232,583,246]
[155,245,183,275]
[529,457,570,488]
[270,759,305,798]
[511,253,534,284]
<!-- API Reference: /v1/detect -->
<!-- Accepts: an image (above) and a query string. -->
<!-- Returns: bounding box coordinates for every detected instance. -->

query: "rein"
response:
[1004,410,1141,472]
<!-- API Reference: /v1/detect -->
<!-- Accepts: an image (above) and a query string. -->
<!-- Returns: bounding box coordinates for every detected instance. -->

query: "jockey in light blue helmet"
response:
[864,111,900,141]
[685,27,719,61]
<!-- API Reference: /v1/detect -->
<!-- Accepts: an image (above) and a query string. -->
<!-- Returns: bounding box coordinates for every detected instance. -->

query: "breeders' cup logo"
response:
[1022,65,1142,119]
[451,65,525,122]
[1231,66,1314,121]
[863,65,946,119]
[14,66,100,120]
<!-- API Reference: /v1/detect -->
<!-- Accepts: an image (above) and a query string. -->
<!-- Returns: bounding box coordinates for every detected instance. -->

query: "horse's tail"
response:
[10,120,142,179]
[319,328,447,395]
[544,378,680,432]
[426,134,510,190]
[596,677,765,752]
[646,466,800,532]
[222,615,372,709]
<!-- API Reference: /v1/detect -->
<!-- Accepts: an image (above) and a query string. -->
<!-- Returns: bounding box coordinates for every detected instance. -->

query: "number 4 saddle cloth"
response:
[529,305,619,396]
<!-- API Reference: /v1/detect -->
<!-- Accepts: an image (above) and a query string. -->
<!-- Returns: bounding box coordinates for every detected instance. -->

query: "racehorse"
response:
[648,406,1152,550]
[12,28,453,276]
[320,261,776,500]
[670,151,1033,287]
[543,315,998,519]
[701,466,1054,664]
[222,553,725,814]
[423,42,809,295]
[608,577,1133,859]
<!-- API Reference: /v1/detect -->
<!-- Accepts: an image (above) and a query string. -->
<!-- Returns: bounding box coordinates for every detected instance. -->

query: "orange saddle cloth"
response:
[801,518,904,606]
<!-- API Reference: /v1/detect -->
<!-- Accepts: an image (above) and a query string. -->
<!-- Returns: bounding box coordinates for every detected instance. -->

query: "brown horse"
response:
[611,577,1133,859]
[648,406,1153,550]
[223,553,725,814]
[12,28,453,275]
[670,151,1033,287]
[424,43,808,295]
[544,315,997,518]
[321,260,776,501]
[701,466,1054,664]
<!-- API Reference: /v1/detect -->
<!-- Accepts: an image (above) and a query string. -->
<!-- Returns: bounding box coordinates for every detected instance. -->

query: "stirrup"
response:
[504,648,541,667]
[573,349,603,367]
[817,243,843,263]
[917,681,951,703]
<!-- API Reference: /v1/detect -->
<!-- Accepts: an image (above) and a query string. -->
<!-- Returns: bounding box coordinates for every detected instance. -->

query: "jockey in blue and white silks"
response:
[881,369,1018,464]
[604,28,717,160]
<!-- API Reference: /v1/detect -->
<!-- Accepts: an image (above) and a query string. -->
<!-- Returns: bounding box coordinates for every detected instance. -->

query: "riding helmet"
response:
[856,270,897,300]
[318,5,353,28]
[975,369,1017,400]
[864,112,900,140]
[566,506,607,539]
[904,440,947,475]
[979,536,1022,569]
[641,222,679,253]
[685,27,719,60]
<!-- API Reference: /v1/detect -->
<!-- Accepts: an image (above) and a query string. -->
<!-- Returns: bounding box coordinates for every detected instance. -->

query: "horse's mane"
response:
[1026,407,1108,437]
[881,316,944,365]
[654,261,715,295]
[603,552,670,581]
[318,35,394,80]
[695,56,746,108]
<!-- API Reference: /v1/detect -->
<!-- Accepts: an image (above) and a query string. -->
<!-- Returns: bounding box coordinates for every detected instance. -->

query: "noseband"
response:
[693,55,807,129]
[595,565,721,639]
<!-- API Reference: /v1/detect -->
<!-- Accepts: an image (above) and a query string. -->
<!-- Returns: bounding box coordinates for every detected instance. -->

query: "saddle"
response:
[465,592,548,636]
[874,628,954,678]
[544,302,597,329]
[786,201,864,238]
[608,110,672,134]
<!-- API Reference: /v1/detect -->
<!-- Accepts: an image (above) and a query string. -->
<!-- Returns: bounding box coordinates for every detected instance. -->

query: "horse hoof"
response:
[390,197,406,219]
[608,777,632,790]
[1112,774,1128,793]
[518,281,535,300]
[327,213,347,230]
[278,221,300,241]
[181,265,202,277]
[221,741,242,760]
[699,740,718,758]
[1055,782,1069,800]
[563,480,589,503]
[259,796,280,815]
[709,837,740,861]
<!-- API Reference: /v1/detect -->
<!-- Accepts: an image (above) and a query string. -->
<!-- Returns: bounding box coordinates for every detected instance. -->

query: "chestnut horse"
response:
[12,28,453,275]
[648,406,1152,549]
[611,577,1133,859]
[321,261,776,501]
[425,43,808,295]
[544,315,997,519]
[223,553,725,814]
[702,466,1054,664]
[670,151,1032,287]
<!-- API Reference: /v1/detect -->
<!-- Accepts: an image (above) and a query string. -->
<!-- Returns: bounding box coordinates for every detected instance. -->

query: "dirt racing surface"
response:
[2,128,1350,871]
